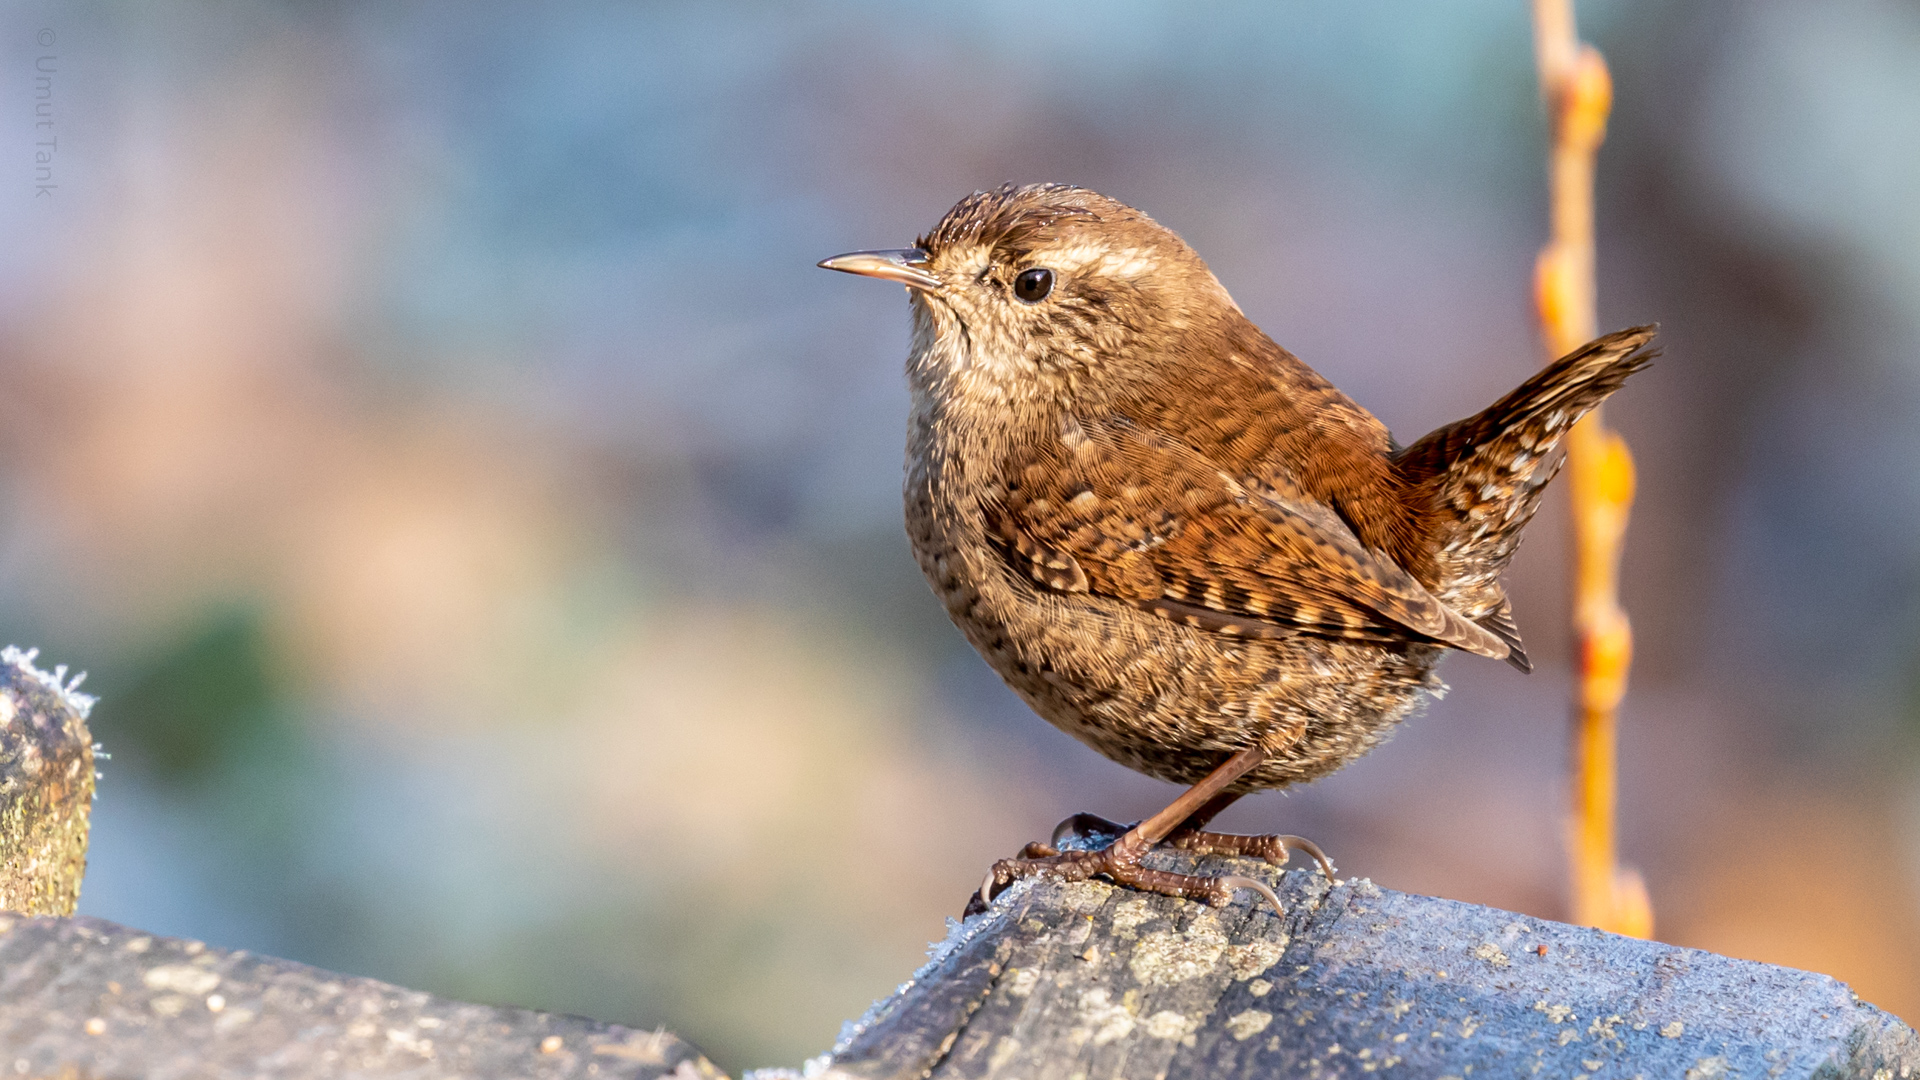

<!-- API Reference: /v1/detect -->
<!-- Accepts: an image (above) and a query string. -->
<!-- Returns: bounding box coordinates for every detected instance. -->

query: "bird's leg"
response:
[971,746,1323,916]
[1151,772,1340,883]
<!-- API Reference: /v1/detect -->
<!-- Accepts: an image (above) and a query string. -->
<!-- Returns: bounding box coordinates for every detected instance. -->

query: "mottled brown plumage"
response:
[821,183,1655,910]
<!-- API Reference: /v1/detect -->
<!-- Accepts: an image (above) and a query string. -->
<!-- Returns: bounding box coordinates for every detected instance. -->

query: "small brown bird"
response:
[821,183,1654,913]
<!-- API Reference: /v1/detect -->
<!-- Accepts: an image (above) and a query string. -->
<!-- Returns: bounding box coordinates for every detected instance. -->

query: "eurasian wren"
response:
[821,183,1654,912]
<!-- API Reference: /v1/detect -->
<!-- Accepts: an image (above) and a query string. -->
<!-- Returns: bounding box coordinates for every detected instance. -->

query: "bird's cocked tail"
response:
[1394,325,1659,654]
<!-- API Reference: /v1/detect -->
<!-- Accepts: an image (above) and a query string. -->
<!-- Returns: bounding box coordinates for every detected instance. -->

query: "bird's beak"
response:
[817,248,940,291]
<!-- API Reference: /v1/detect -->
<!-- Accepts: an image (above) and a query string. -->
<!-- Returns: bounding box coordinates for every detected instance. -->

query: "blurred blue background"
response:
[5,0,1920,1069]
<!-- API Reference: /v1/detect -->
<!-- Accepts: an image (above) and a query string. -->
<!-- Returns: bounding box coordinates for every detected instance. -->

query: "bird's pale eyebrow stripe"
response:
[1041,242,1111,271]
[1099,250,1156,277]
[1027,243,1158,278]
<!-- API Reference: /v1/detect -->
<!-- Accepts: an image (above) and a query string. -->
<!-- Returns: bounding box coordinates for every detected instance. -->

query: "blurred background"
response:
[5,0,1920,1069]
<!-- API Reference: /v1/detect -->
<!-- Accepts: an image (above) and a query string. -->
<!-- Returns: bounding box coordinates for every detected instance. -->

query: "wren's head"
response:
[820,184,1247,413]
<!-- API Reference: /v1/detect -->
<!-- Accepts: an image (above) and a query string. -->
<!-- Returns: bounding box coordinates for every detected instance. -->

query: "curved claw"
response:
[1277,835,1338,883]
[976,868,998,913]
[1217,874,1285,916]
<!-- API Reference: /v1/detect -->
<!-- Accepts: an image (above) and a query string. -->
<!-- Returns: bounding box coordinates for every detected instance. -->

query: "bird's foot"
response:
[964,817,1291,918]
[1164,827,1338,883]
[1047,811,1338,882]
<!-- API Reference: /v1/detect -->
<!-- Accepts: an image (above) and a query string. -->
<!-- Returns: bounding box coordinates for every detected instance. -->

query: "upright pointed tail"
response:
[1394,324,1658,626]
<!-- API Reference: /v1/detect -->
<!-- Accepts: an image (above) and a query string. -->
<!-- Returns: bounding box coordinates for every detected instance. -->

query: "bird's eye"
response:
[1013,267,1054,303]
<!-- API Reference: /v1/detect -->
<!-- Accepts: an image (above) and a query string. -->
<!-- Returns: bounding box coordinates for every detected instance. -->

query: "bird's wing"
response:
[987,414,1509,660]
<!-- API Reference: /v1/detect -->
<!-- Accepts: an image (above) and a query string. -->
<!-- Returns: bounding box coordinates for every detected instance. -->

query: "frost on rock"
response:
[2,645,97,719]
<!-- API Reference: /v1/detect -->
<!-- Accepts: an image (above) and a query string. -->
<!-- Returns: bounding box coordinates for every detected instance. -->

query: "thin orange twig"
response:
[1531,0,1652,938]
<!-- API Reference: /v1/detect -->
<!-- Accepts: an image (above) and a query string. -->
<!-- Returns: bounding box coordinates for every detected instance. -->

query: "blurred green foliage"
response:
[102,608,281,787]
